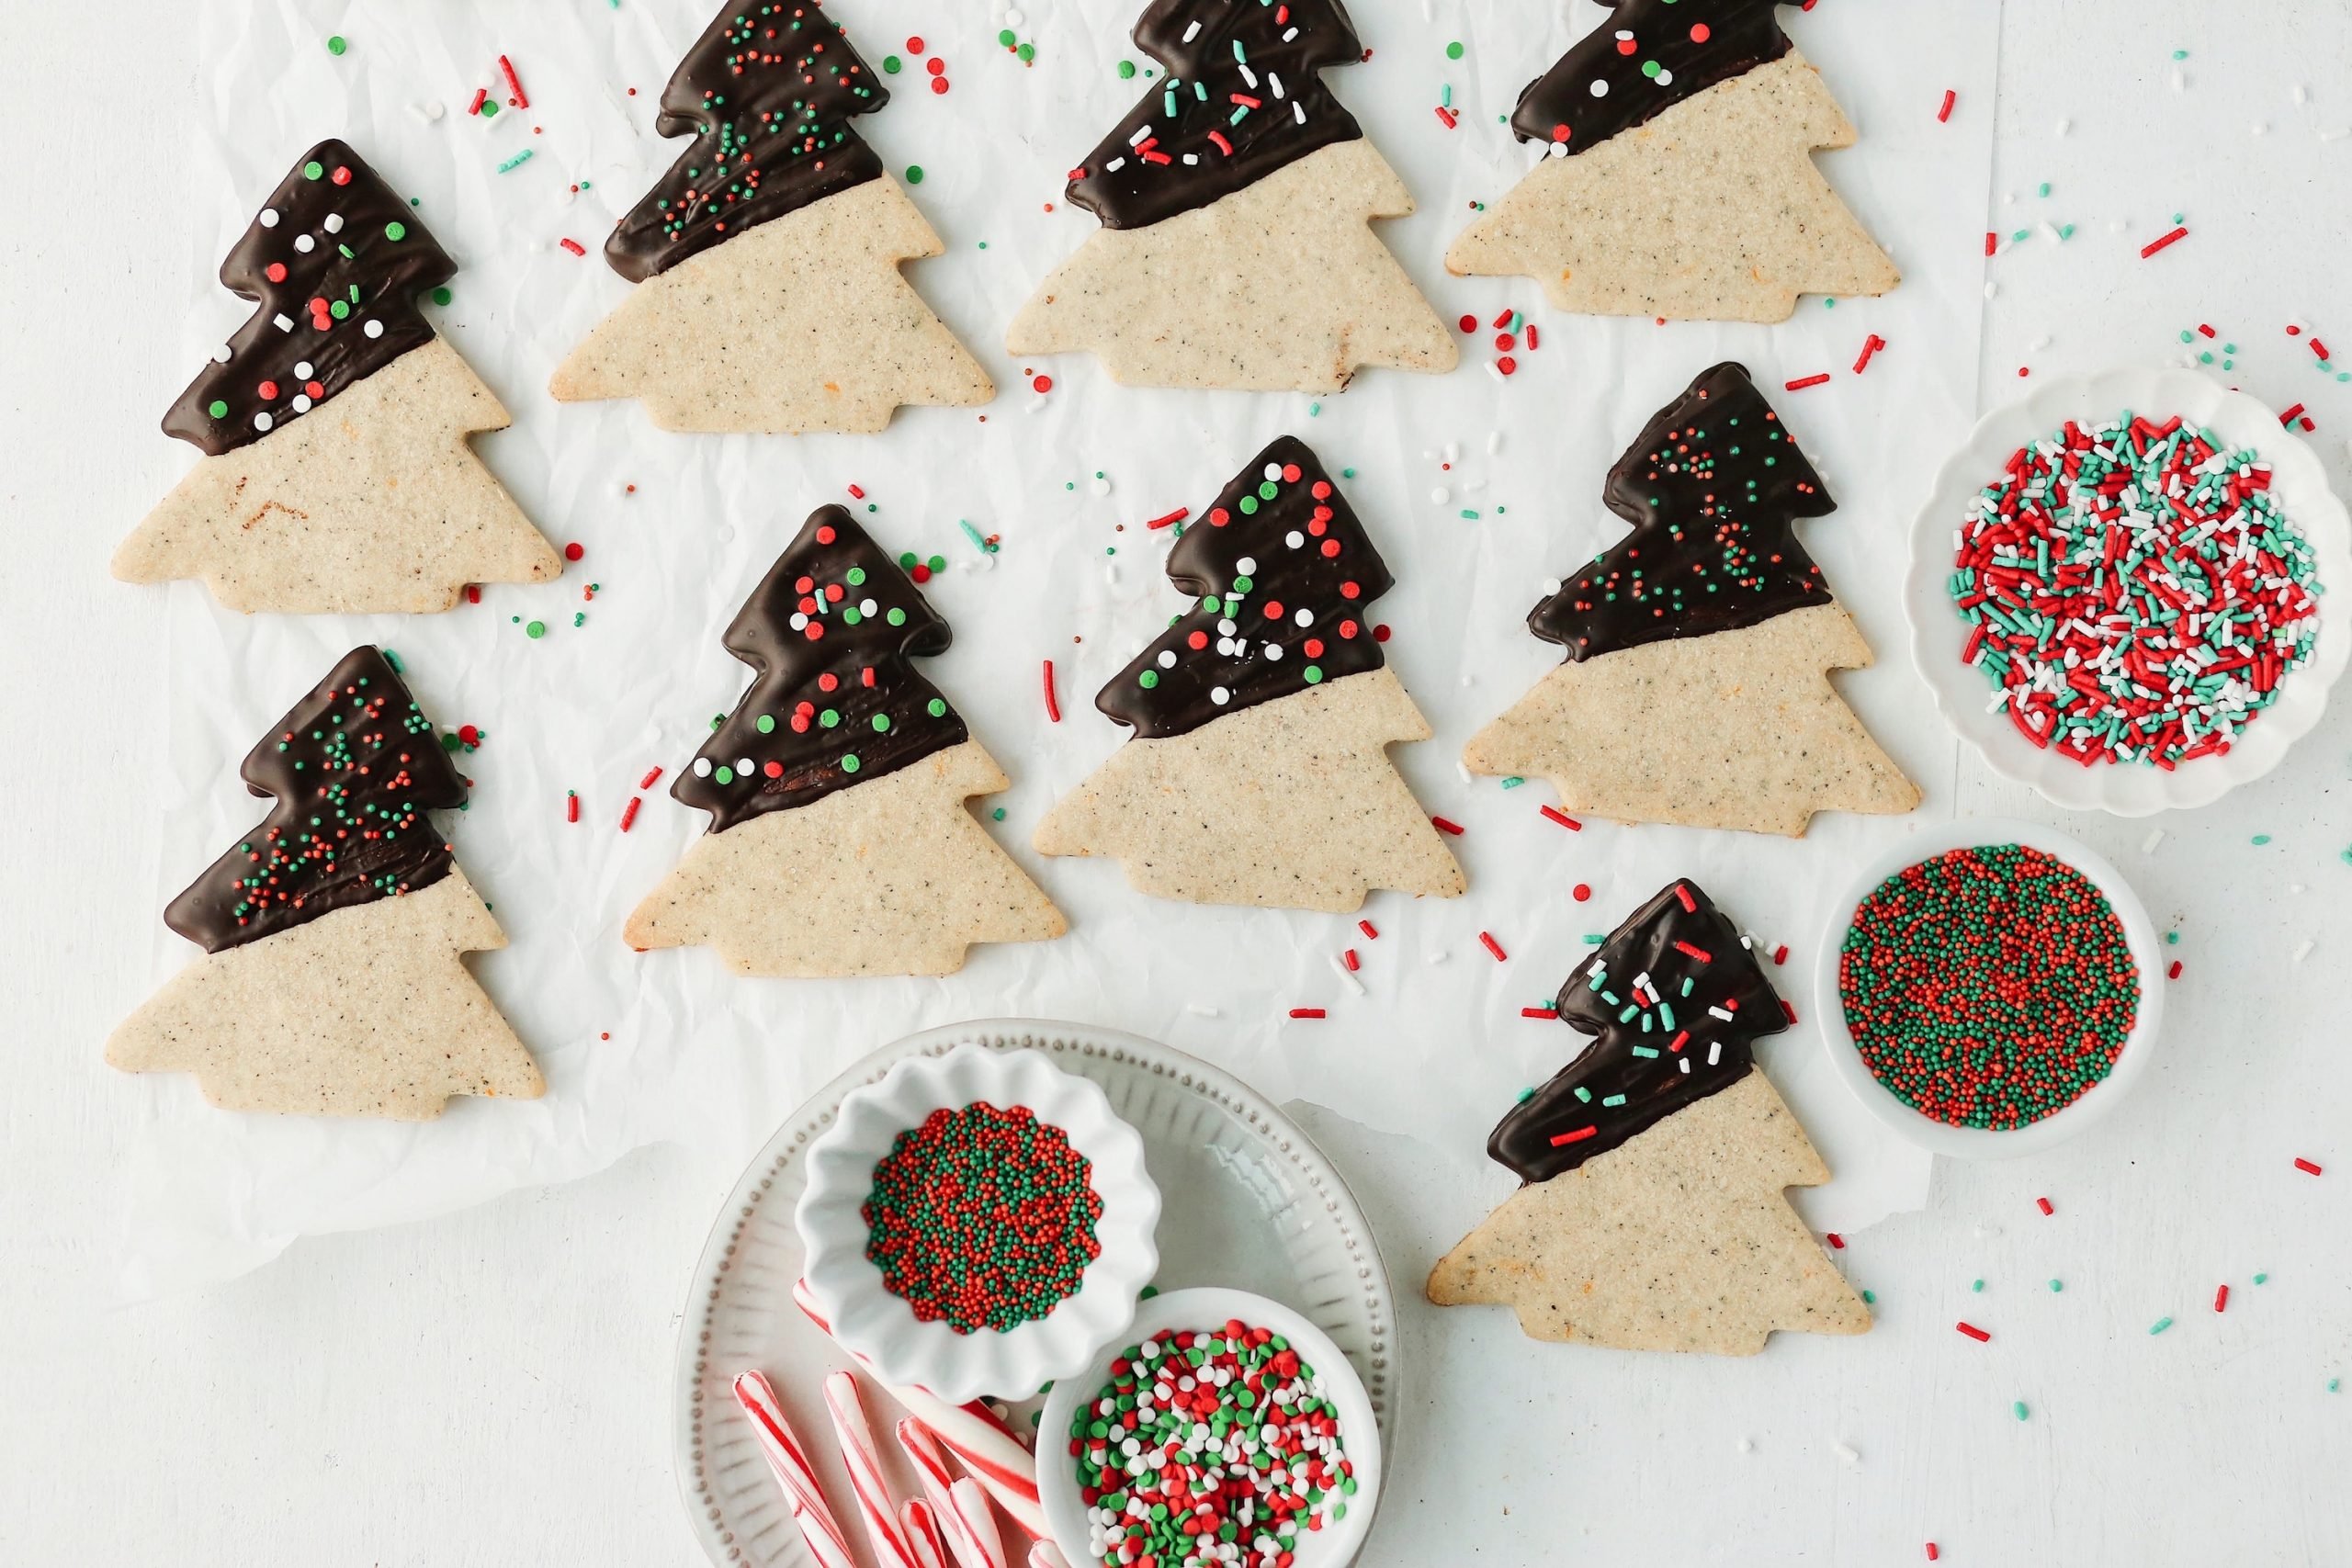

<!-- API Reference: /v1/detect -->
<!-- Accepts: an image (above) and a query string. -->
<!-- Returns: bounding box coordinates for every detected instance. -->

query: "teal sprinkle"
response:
[1572,1087,1591,1103]
[497,149,534,173]
[2151,1316,2175,1335]
[1600,1093,1627,1108]
[1861,1289,1876,1304]
[1630,1046,1659,1059]
[1972,1279,1985,1293]
[2049,1279,2063,1292]
[2013,1401,2030,1421]
[2252,834,2271,845]
[1499,776,1525,788]
[1583,934,1606,945]
[2255,1272,2269,1285]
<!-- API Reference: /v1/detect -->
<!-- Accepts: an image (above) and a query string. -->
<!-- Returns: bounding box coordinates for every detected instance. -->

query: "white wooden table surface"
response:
[6,4,2350,1562]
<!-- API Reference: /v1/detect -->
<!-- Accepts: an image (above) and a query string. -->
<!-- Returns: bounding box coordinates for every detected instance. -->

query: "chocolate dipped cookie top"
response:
[1489,880,1785,1182]
[1099,436,1392,740]
[1510,0,1795,155]
[164,140,455,457]
[607,0,887,282]
[675,509,967,833]
[165,647,466,954]
[1530,361,1833,662]
[1066,0,1367,231]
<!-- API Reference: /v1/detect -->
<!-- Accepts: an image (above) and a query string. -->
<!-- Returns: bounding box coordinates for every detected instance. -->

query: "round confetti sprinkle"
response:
[326,34,347,56]
[1446,39,1464,59]
[1117,59,1137,79]
[906,164,924,185]
[525,619,548,639]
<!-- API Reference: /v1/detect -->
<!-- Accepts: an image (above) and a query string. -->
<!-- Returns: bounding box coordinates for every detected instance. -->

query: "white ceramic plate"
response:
[1811,818,2165,1160]
[673,1020,1399,1568]
[1038,1286,1385,1568]
[1905,367,2352,814]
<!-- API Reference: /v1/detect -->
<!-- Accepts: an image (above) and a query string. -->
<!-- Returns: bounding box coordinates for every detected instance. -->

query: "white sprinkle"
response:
[294,360,314,378]
[1104,563,1119,589]
[2171,66,2187,92]
[1182,18,1202,42]
[2293,84,2309,106]
[273,313,293,332]
[1588,78,1608,98]
[1486,430,1504,456]
[2320,127,2352,143]
[1539,576,1563,596]
[1834,1442,1860,1466]
[1237,555,1258,574]
[252,412,273,432]
[363,319,384,339]
[735,757,754,775]
[2291,940,2315,964]
[1984,281,1999,300]
[1736,1438,1754,1455]
[1430,487,1449,504]
[322,212,345,234]
[258,208,280,228]
[1003,6,1023,25]
[1707,1042,1722,1066]
[2053,117,2071,136]
[1158,650,1177,669]
[290,394,311,412]
[693,758,712,777]
[1183,1001,1221,1018]
[2253,122,2268,137]
[1329,954,1365,997]
[1426,948,1450,964]
[293,233,315,254]
[2142,829,2165,854]
[1103,156,1126,174]
[1090,474,1113,497]
[211,344,232,363]
[1455,759,1473,784]
[415,100,445,123]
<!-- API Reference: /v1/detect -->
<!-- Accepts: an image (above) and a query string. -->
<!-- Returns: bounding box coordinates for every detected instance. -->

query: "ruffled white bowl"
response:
[796,1043,1160,1404]
[1905,367,2352,814]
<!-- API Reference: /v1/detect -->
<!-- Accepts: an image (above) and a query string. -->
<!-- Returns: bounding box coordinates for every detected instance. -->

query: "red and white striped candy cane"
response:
[730,1371,858,1568]
[1027,1545,1073,1568]
[824,1371,920,1568]
[948,1477,1004,1568]
[901,1499,950,1568]
[794,1279,1046,1538]
[897,1419,1003,1568]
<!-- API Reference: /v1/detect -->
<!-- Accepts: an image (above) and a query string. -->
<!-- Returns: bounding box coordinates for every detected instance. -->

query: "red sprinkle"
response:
[1042,659,1061,723]
[1342,949,1360,973]
[2279,402,2307,428]
[558,237,585,256]
[2036,1196,2054,1216]
[1434,106,1458,130]
[1288,1008,1327,1020]
[1826,1232,1846,1250]
[1784,373,1832,391]
[1524,323,1539,350]
[563,541,586,561]
[1521,1007,1558,1019]
[499,54,528,109]
[1928,1546,1941,1562]
[2214,1283,2230,1313]
[465,584,481,604]
[619,795,642,832]
[1032,374,1054,394]
[2295,1156,2324,1175]
[2140,225,2190,259]
[2198,323,2217,338]
[1572,883,1591,902]
[1984,231,1998,256]
[847,483,866,500]
[1772,943,1790,966]
[1956,1322,1990,1343]
[1358,919,1379,941]
[1937,88,1956,122]
[1145,506,1189,530]
[1430,816,1465,837]
[639,765,664,790]
[1539,804,1583,830]
[565,791,580,823]
[1853,333,1886,374]
[1780,999,1799,1026]
[2167,960,2183,980]
[1478,931,1508,962]
[467,86,488,116]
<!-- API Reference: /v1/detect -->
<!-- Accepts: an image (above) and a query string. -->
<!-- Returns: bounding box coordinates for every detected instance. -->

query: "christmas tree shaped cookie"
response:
[551,0,991,434]
[1447,1,1898,322]
[107,648,544,1119]
[1007,0,1455,391]
[627,510,1065,976]
[117,141,560,614]
[1035,437,1464,910]
[1464,362,1917,836]
[1428,880,1868,1354]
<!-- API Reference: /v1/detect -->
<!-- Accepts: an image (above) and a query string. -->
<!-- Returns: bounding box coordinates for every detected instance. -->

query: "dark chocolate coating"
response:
[1530,360,1833,662]
[1098,435,1391,740]
[1489,879,1786,1182]
[674,508,967,833]
[164,140,454,457]
[1510,0,1794,155]
[1066,0,1366,231]
[165,647,467,953]
[606,0,887,282]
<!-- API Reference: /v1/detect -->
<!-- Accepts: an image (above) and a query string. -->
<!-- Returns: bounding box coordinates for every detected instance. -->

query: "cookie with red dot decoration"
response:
[1464,362,1917,836]
[107,647,545,1118]
[1447,0,1898,321]
[550,0,991,433]
[626,508,1065,976]
[1006,0,1455,390]
[1035,436,1464,910]
[115,139,561,614]
[1428,878,1869,1354]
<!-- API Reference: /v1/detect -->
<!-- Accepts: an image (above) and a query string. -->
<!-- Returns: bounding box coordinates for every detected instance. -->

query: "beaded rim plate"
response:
[1905,367,2352,815]
[673,1019,1400,1568]
[1811,818,2166,1160]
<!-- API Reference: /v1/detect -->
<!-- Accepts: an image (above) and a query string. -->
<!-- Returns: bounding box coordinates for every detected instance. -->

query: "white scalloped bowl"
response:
[796,1043,1161,1404]
[1038,1286,1385,1568]
[1812,818,2165,1160]
[1905,367,2352,815]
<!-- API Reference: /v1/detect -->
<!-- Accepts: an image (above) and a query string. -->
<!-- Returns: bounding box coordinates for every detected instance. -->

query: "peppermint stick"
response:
[793,1279,1047,1537]
[949,1478,1004,1568]
[823,1371,920,1568]
[729,1371,859,1568]
[898,1419,1006,1568]
[1028,1547,1074,1568]
[902,1500,950,1568]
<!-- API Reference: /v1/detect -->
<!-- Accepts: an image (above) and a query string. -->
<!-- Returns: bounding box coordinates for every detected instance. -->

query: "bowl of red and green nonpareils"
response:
[1906,367,2352,814]
[1037,1285,1383,1568]
[1814,819,2165,1159]
[797,1042,1161,1404]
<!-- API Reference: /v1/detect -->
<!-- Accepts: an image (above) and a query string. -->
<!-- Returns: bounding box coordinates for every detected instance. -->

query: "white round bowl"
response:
[1905,367,2352,814]
[1038,1285,1385,1568]
[796,1043,1161,1404]
[1812,818,2165,1160]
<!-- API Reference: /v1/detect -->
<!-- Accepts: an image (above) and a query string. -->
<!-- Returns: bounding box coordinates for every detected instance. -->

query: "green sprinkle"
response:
[992,807,1006,820]
[1117,59,1136,79]
[480,100,499,118]
[431,286,453,307]
[326,34,347,56]
[385,220,407,242]
[1445,39,1464,59]
[207,400,229,419]
[883,54,902,73]
[525,620,547,639]
[906,165,923,185]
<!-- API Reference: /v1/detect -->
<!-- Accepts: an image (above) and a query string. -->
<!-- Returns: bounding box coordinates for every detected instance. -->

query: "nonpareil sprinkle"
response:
[864,1101,1101,1334]
[1838,845,2139,1129]
[1071,1319,1354,1568]
[1950,412,2320,765]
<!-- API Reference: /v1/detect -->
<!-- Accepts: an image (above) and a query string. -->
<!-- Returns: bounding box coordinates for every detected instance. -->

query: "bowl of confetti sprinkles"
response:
[1039,1285,1383,1568]
[1906,367,2352,814]
[1814,818,2165,1160]
[797,1042,1161,1404]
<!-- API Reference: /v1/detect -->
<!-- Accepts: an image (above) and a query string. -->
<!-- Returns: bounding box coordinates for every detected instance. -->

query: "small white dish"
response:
[1812,818,2165,1160]
[1038,1285,1385,1568]
[1905,367,2352,815]
[797,1042,1160,1404]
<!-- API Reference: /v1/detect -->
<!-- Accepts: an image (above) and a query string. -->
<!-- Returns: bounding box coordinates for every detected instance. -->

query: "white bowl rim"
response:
[1904,366,2352,816]
[1810,817,2166,1160]
[1036,1284,1385,1568]
[796,1042,1162,1403]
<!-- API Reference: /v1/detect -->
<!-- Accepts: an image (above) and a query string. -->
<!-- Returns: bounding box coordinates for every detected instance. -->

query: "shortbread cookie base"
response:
[550,176,993,434]
[1464,603,1919,838]
[1033,668,1465,911]
[624,739,1066,977]
[115,338,560,615]
[1008,139,1457,391]
[1426,1069,1870,1355]
[106,868,543,1120]
[1446,51,1899,322]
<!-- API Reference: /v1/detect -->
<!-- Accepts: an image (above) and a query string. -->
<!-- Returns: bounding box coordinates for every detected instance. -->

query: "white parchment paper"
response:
[124,0,2000,1295]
